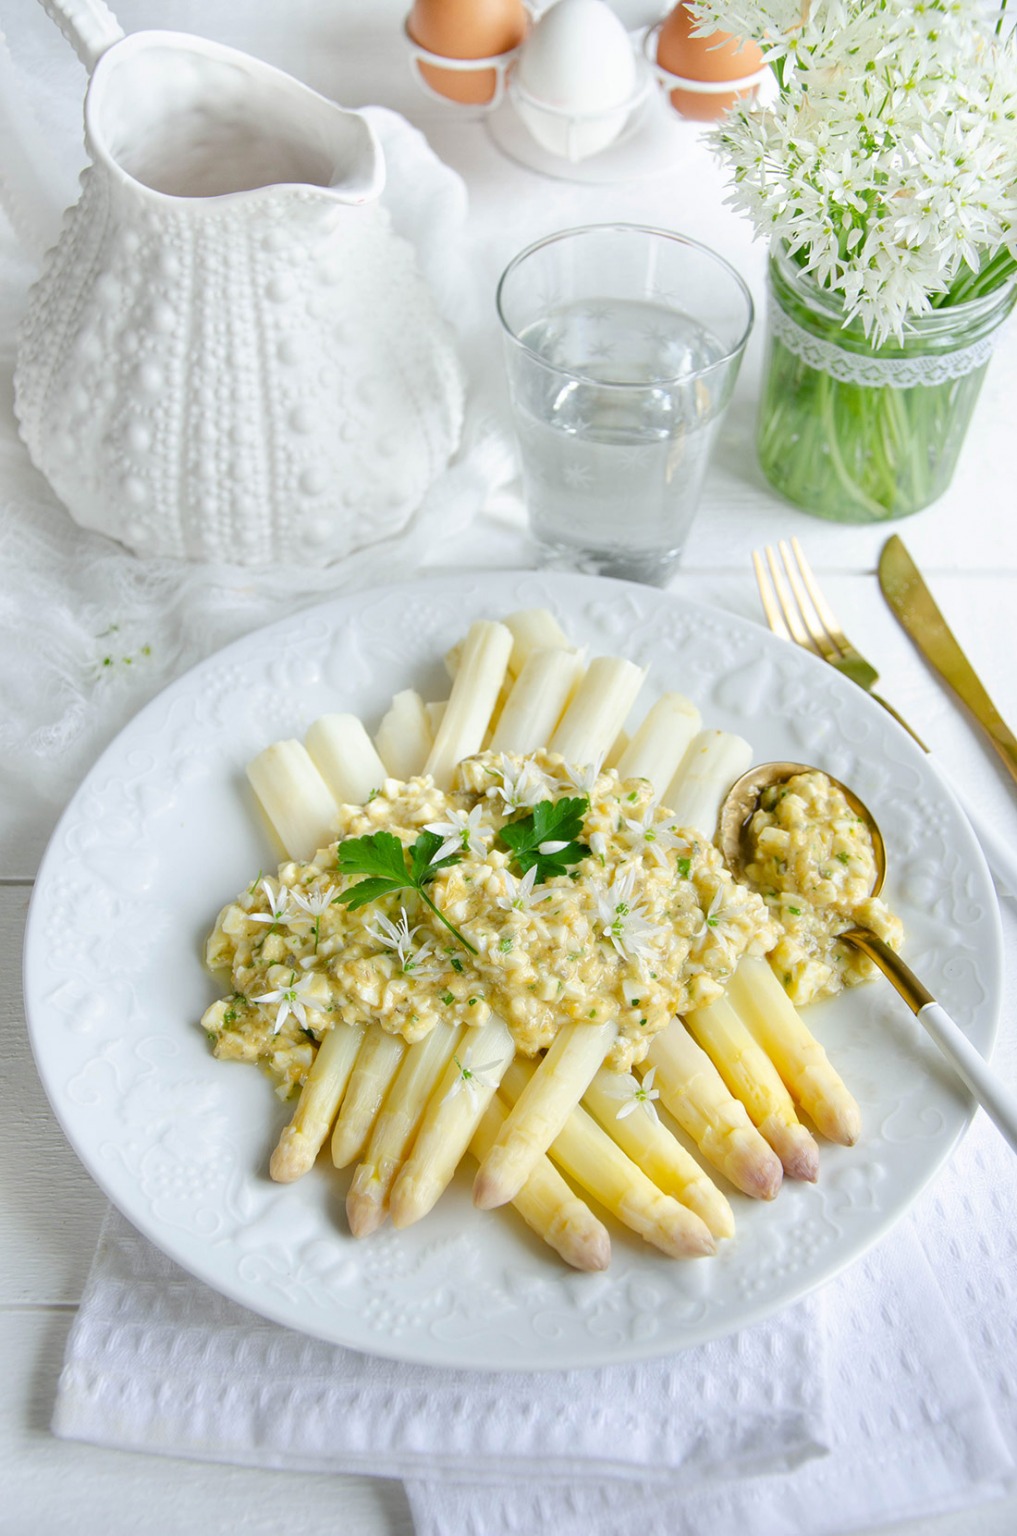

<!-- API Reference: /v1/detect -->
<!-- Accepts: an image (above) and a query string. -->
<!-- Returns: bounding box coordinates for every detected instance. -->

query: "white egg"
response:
[512,0,640,161]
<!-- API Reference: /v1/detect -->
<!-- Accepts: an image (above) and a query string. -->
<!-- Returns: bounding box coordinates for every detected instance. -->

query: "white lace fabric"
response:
[767,290,1005,389]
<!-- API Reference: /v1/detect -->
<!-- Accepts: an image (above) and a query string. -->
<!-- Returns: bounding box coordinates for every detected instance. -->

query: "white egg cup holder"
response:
[402,13,528,113]
[506,59,654,164]
[641,21,769,115]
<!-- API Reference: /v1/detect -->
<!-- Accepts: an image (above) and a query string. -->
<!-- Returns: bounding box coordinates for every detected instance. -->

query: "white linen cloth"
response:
[50,1147,1014,1534]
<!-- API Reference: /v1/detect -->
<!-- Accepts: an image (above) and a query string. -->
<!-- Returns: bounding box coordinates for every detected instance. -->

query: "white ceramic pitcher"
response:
[13,0,465,564]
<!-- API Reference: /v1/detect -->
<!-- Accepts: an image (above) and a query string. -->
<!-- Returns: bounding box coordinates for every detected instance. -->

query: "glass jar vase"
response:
[757,246,1016,523]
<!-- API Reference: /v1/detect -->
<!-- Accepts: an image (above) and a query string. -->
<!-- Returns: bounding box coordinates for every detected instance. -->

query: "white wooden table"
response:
[2,3,1016,1531]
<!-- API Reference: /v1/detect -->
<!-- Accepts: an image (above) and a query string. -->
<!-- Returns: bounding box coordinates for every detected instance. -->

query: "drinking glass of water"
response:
[496,224,753,585]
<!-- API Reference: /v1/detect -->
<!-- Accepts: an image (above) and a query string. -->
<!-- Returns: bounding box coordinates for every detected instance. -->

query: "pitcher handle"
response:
[37,0,124,71]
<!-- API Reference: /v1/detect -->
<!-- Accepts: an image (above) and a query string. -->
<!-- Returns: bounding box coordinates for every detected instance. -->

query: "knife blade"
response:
[878,535,1017,789]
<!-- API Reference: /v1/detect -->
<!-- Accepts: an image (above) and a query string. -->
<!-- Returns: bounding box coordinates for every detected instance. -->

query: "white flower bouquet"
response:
[694,0,1017,520]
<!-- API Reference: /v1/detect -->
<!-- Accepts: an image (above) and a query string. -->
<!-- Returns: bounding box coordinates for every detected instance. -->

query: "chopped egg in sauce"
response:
[742,769,904,1006]
[202,750,777,1094]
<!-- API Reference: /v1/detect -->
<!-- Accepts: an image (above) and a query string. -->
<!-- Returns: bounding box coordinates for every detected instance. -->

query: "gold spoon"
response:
[718,761,1017,1154]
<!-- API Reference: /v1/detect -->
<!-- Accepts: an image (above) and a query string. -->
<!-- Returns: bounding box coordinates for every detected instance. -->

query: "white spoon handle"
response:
[846,926,1017,1155]
[917,1002,1017,1153]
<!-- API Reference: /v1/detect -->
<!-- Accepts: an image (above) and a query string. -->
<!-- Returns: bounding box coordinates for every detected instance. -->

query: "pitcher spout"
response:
[83,30,386,208]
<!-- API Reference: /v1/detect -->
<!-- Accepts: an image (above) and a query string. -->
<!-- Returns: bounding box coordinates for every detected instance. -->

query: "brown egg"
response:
[656,2,764,122]
[407,0,529,105]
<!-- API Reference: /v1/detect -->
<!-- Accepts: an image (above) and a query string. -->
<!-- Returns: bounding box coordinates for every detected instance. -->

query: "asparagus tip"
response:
[761,1116,820,1183]
[731,1138,784,1201]
[388,1172,434,1230]
[346,1185,387,1238]
[560,1220,611,1272]
[268,1129,313,1185]
[472,1159,515,1210]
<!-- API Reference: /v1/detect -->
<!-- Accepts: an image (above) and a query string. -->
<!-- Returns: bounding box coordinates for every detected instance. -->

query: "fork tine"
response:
[751,549,791,641]
[789,537,853,653]
[763,544,820,655]
[777,539,834,656]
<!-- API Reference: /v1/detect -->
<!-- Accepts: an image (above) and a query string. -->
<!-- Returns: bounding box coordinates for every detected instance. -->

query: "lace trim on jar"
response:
[767,296,1004,389]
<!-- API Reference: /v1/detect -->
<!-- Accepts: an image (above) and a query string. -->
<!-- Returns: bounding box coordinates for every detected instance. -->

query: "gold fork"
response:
[753,538,927,749]
[753,537,1017,897]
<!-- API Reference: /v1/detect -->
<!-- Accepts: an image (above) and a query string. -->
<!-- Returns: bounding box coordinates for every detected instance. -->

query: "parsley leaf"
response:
[336,829,477,954]
[499,796,590,883]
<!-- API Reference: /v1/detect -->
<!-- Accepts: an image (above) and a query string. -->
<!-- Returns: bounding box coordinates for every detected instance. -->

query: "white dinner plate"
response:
[24,571,1002,1370]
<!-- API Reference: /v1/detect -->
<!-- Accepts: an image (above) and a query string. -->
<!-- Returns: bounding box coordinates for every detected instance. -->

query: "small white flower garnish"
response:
[290,883,337,952]
[496,865,554,912]
[290,884,337,918]
[596,869,664,965]
[563,755,605,796]
[693,884,739,939]
[253,971,320,1034]
[616,1066,660,1122]
[424,805,493,862]
[248,878,294,926]
[368,907,441,977]
[492,755,553,811]
[622,810,693,869]
[446,1054,505,1101]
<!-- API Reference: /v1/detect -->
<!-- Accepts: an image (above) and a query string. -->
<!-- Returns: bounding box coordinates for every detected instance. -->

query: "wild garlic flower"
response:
[622,809,694,869]
[597,869,665,965]
[248,878,294,926]
[446,1054,505,1101]
[615,1066,661,1122]
[368,907,441,977]
[425,805,493,862]
[253,971,320,1034]
[699,0,1017,340]
[563,756,605,796]
[692,884,742,942]
[290,883,338,953]
[290,883,337,917]
[496,865,554,912]
[492,755,552,811]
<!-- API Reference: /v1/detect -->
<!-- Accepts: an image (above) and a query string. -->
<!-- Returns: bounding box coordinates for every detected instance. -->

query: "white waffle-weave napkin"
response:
[53,1204,830,1489]
[51,1195,1011,1533]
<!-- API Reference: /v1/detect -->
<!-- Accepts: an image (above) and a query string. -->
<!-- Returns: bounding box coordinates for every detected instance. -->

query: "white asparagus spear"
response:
[269,1023,366,1183]
[472,1019,618,1209]
[305,713,387,807]
[645,1022,784,1200]
[582,1067,735,1239]
[346,1021,463,1237]
[331,1027,407,1169]
[684,995,820,1181]
[388,1014,516,1228]
[469,1095,611,1271]
[664,729,752,841]
[726,958,862,1146]
[615,692,702,798]
[489,648,585,755]
[503,607,575,676]
[548,656,646,767]
[424,620,514,789]
[374,689,433,780]
[246,740,339,861]
[603,730,629,770]
[501,1061,715,1258]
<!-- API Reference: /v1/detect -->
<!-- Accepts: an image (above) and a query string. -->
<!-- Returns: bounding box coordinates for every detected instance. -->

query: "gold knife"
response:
[878,535,1017,789]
